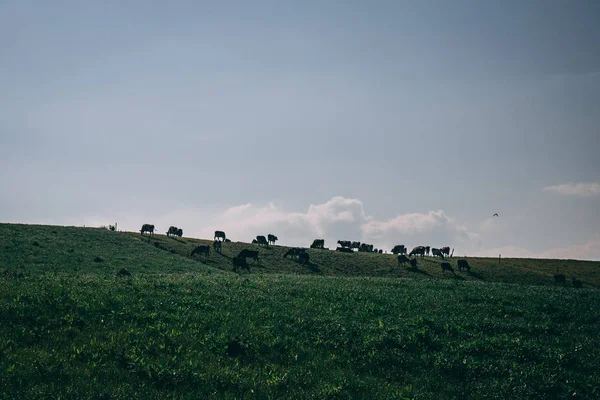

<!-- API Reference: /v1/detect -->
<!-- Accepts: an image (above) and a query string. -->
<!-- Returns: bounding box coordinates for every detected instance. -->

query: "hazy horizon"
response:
[1,1,599,260]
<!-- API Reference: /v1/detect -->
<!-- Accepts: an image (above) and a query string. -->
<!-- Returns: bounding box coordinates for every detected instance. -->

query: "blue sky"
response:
[1,1,599,259]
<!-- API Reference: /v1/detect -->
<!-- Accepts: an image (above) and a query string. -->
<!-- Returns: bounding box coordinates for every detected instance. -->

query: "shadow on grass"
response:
[407,267,432,277]
[447,273,465,281]
[305,262,320,273]
[466,271,485,281]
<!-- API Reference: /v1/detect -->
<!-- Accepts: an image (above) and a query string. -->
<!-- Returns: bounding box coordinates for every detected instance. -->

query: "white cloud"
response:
[538,236,600,260]
[84,196,480,253]
[543,182,600,197]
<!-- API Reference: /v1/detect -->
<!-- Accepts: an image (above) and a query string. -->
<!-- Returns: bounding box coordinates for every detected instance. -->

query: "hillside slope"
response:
[129,231,600,288]
[0,223,221,277]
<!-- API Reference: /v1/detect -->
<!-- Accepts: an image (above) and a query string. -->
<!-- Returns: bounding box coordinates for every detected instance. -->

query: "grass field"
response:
[1,223,600,399]
[129,230,600,288]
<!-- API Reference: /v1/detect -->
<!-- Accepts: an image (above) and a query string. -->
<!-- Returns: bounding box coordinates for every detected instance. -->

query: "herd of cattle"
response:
[138,224,586,287]
[139,224,472,275]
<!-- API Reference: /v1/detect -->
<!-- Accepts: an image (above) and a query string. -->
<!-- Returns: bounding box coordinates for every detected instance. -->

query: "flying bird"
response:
[493,213,499,217]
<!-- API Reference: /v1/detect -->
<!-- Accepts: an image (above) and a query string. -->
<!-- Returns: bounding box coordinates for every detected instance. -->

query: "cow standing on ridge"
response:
[431,248,444,259]
[268,234,278,245]
[310,239,325,249]
[140,224,155,236]
[214,231,226,241]
[409,246,426,258]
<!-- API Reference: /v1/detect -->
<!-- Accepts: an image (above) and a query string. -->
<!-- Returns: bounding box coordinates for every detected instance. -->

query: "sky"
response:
[1,0,599,260]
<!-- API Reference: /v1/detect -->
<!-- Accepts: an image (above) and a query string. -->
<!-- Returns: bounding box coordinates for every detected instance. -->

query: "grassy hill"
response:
[129,231,600,288]
[1,223,600,399]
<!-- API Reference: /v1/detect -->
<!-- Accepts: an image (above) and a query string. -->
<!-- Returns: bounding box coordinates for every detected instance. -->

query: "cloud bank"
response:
[543,182,600,197]
[82,196,480,254]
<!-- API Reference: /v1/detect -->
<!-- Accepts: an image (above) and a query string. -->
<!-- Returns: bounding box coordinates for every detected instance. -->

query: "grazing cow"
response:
[572,277,583,288]
[310,239,325,249]
[397,255,410,267]
[409,257,418,269]
[457,259,471,272]
[213,240,222,254]
[409,246,426,258]
[214,231,226,241]
[440,247,451,257]
[298,252,310,265]
[267,234,278,245]
[190,245,210,257]
[176,228,183,238]
[431,248,444,259]
[391,245,406,255]
[336,247,353,253]
[337,240,352,249]
[441,262,454,274]
[166,226,178,237]
[373,248,378,253]
[140,224,155,236]
[283,248,305,260]
[359,243,374,252]
[238,249,260,263]
[553,274,566,285]
[378,249,383,254]
[233,256,251,273]
[425,246,430,256]
[256,235,268,246]
[351,241,361,250]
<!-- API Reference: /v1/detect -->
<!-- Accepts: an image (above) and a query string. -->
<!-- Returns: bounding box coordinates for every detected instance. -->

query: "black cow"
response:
[310,239,325,249]
[409,257,418,269]
[409,246,426,258]
[213,240,222,253]
[166,226,178,237]
[190,245,210,257]
[391,245,406,255]
[298,252,310,265]
[397,255,410,266]
[283,248,305,260]
[441,262,454,274]
[268,234,278,245]
[431,248,444,259]
[457,259,471,272]
[176,228,183,238]
[214,231,226,241]
[256,235,268,246]
[359,243,374,252]
[351,241,361,250]
[233,256,251,273]
[140,224,155,236]
[425,246,430,256]
[238,249,260,263]
[337,240,352,249]
[440,246,451,257]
